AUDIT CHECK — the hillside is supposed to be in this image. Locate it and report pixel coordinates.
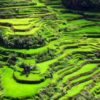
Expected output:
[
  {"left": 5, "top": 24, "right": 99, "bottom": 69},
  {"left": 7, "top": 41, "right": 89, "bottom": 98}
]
[{"left": 0, "top": 0, "right": 100, "bottom": 100}]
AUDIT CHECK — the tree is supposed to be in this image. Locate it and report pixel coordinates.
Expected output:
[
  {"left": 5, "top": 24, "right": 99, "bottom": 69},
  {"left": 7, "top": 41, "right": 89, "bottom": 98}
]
[
  {"left": 20, "top": 63, "right": 36, "bottom": 77},
  {"left": 62, "top": 0, "right": 100, "bottom": 10}
]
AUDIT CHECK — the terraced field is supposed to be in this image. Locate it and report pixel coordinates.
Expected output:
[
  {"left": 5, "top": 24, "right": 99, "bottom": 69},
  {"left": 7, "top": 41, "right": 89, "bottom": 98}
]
[{"left": 0, "top": 0, "right": 100, "bottom": 100}]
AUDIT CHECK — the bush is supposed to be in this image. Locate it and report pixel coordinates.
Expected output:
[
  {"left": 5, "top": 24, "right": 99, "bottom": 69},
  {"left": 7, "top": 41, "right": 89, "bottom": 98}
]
[
  {"left": 35, "top": 49, "right": 56, "bottom": 63},
  {"left": 7, "top": 54, "right": 17, "bottom": 65},
  {"left": 0, "top": 34, "right": 46, "bottom": 49}
]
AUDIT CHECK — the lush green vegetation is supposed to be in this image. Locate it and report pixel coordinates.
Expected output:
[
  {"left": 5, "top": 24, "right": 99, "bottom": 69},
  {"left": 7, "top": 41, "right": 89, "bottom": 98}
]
[{"left": 0, "top": 0, "right": 100, "bottom": 100}]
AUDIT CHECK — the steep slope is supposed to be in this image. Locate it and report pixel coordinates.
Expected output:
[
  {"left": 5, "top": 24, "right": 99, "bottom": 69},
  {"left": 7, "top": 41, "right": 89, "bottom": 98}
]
[{"left": 0, "top": 0, "right": 100, "bottom": 100}]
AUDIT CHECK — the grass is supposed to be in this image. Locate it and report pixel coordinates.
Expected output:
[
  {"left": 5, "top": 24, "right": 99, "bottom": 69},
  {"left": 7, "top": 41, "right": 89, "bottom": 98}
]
[
  {"left": 1, "top": 67, "right": 50, "bottom": 98},
  {"left": 63, "top": 64, "right": 97, "bottom": 82},
  {"left": 73, "top": 26, "right": 100, "bottom": 33},
  {"left": 60, "top": 80, "right": 92, "bottom": 100},
  {"left": 0, "top": 18, "right": 31, "bottom": 24},
  {"left": 14, "top": 71, "right": 44, "bottom": 82}
]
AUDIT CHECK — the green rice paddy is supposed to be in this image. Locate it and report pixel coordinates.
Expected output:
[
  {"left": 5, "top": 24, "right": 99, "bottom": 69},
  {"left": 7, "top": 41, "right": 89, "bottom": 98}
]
[{"left": 0, "top": 0, "right": 100, "bottom": 100}]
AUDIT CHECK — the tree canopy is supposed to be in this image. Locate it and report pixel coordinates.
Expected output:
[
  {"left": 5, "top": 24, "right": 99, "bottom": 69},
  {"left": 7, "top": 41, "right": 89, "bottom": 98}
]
[{"left": 62, "top": 0, "right": 100, "bottom": 10}]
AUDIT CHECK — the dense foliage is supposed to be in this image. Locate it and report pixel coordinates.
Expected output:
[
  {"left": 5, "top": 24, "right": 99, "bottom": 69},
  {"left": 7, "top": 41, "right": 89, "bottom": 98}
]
[
  {"left": 62, "top": 0, "right": 100, "bottom": 10},
  {"left": 0, "top": 34, "right": 46, "bottom": 49}
]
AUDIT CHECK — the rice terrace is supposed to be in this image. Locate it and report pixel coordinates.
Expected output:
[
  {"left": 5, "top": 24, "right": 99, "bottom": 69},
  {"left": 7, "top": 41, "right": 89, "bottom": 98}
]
[{"left": 0, "top": 0, "right": 100, "bottom": 100}]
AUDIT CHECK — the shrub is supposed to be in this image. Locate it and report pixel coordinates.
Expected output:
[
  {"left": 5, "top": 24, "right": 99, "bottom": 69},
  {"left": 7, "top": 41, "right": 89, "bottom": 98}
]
[
  {"left": 0, "top": 34, "right": 46, "bottom": 49},
  {"left": 7, "top": 54, "right": 17, "bottom": 65}
]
